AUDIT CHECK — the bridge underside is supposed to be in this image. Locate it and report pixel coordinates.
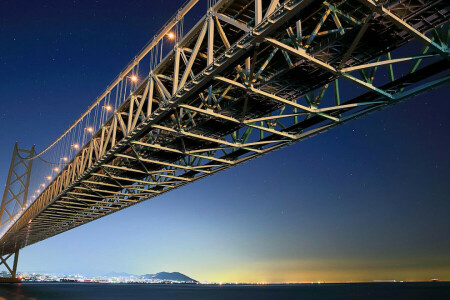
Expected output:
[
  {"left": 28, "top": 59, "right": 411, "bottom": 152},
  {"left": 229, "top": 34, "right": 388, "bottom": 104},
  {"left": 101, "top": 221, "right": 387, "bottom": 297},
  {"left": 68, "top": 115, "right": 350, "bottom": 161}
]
[{"left": 0, "top": 0, "right": 448, "bottom": 256}]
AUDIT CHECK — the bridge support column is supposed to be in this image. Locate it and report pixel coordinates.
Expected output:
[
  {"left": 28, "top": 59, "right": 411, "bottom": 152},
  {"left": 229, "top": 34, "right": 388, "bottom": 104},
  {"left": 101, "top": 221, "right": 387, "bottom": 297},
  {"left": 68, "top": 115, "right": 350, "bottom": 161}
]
[
  {"left": 0, "top": 143, "right": 34, "bottom": 283},
  {"left": 0, "top": 250, "right": 20, "bottom": 283}
]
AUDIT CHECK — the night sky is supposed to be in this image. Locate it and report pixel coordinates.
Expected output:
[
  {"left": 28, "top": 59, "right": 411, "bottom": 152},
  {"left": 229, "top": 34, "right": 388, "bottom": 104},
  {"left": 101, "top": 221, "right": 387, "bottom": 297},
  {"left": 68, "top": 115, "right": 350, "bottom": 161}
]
[{"left": 1, "top": 1, "right": 449, "bottom": 282}]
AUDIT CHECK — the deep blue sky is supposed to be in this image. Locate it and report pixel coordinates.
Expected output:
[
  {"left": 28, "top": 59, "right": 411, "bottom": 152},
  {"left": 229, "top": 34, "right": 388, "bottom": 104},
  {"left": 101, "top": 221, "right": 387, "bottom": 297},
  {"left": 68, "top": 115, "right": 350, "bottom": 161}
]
[{"left": 1, "top": 1, "right": 449, "bottom": 282}]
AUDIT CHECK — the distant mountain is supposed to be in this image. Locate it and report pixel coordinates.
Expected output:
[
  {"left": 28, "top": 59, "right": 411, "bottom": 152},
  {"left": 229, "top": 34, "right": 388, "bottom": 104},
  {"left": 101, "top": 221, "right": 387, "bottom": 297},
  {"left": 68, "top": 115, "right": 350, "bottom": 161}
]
[
  {"left": 141, "top": 272, "right": 196, "bottom": 282},
  {"left": 104, "top": 272, "right": 137, "bottom": 278},
  {"left": 102, "top": 271, "right": 196, "bottom": 282}
]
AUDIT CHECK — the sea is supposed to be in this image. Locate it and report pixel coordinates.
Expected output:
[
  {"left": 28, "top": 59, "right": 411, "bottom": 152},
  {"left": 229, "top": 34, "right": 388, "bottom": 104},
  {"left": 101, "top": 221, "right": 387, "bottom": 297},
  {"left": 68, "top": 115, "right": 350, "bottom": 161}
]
[{"left": 0, "top": 282, "right": 448, "bottom": 300}]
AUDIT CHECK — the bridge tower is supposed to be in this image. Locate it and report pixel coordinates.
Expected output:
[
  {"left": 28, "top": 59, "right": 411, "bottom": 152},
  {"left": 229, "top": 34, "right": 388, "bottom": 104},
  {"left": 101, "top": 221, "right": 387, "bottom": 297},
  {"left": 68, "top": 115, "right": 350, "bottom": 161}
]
[{"left": 0, "top": 143, "right": 34, "bottom": 282}]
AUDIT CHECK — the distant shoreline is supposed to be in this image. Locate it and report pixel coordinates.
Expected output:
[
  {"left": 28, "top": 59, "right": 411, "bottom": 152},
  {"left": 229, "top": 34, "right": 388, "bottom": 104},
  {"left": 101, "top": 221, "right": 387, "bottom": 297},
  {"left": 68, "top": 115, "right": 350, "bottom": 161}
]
[{"left": 13, "top": 281, "right": 449, "bottom": 285}]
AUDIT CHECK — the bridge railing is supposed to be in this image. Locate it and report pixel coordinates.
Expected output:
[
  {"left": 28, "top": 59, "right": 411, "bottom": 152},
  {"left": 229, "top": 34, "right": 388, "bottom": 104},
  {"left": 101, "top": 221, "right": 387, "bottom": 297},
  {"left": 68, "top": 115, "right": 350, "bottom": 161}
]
[{"left": 0, "top": 0, "right": 204, "bottom": 239}]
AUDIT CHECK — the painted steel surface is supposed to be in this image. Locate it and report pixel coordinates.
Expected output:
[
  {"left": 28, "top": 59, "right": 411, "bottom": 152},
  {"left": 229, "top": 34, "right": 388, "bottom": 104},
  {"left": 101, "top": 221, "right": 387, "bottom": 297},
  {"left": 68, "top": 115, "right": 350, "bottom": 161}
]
[{"left": 0, "top": 0, "right": 448, "bottom": 256}]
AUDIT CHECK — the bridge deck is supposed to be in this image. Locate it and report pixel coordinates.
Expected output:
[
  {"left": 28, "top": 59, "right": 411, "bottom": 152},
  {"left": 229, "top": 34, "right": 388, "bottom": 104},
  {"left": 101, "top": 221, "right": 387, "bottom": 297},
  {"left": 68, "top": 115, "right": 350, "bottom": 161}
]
[{"left": 0, "top": 0, "right": 448, "bottom": 255}]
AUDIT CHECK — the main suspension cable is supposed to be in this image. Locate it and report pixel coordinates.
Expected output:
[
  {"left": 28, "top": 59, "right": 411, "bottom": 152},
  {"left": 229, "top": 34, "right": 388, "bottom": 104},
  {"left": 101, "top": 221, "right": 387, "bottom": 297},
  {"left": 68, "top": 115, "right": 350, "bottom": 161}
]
[{"left": 27, "top": 0, "right": 199, "bottom": 161}]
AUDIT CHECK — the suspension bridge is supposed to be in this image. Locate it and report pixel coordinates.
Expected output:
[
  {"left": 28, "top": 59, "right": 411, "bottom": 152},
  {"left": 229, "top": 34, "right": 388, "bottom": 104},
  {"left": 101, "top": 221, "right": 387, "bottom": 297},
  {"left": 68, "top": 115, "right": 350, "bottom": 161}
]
[{"left": 0, "top": 0, "right": 448, "bottom": 282}]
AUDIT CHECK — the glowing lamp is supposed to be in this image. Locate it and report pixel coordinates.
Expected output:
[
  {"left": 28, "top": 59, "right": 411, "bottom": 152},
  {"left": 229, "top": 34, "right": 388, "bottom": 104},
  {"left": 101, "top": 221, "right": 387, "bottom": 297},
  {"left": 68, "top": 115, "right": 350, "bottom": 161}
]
[
  {"left": 130, "top": 75, "right": 138, "bottom": 82},
  {"left": 87, "top": 126, "right": 94, "bottom": 133},
  {"left": 167, "top": 32, "right": 175, "bottom": 40},
  {"left": 105, "top": 105, "right": 113, "bottom": 111},
  {"left": 72, "top": 144, "right": 80, "bottom": 149}
]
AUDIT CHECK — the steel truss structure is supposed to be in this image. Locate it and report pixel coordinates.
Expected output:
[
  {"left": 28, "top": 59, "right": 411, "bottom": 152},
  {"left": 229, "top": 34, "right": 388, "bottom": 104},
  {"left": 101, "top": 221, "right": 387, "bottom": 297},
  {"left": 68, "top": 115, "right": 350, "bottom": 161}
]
[
  {"left": 0, "top": 0, "right": 448, "bottom": 257},
  {"left": 0, "top": 143, "right": 34, "bottom": 279}
]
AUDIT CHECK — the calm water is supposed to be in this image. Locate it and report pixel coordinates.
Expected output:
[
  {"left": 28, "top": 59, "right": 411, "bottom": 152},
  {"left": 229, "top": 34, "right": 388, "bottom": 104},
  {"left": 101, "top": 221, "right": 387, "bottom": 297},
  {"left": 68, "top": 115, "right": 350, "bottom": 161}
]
[{"left": 0, "top": 282, "right": 448, "bottom": 300}]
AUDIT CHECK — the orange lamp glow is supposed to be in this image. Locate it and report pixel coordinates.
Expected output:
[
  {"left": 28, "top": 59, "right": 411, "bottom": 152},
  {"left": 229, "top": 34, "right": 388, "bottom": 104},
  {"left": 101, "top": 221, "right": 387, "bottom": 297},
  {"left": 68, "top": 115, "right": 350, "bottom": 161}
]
[{"left": 167, "top": 32, "right": 175, "bottom": 40}]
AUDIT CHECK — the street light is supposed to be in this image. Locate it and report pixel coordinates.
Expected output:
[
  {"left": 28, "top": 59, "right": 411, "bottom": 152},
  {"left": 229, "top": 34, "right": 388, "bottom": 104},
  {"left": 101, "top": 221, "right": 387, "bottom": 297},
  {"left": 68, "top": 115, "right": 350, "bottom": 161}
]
[{"left": 167, "top": 32, "right": 175, "bottom": 40}]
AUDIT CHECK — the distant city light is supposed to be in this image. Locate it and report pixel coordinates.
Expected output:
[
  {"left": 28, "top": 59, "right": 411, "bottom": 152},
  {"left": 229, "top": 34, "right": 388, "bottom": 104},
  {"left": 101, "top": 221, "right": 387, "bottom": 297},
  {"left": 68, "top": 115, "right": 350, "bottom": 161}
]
[{"left": 167, "top": 32, "right": 175, "bottom": 40}]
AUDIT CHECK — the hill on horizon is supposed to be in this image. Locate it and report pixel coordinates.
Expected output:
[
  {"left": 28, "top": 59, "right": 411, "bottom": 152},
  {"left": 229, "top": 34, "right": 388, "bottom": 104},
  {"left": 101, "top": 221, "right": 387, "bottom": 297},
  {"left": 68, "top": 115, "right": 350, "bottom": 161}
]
[
  {"left": 103, "top": 271, "right": 196, "bottom": 282},
  {"left": 141, "top": 272, "right": 196, "bottom": 282}
]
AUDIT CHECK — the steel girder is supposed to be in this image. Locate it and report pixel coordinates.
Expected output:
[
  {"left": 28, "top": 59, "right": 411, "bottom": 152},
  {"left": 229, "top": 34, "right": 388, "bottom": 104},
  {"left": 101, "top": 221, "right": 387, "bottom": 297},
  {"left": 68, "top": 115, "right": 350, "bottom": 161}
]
[{"left": 0, "top": 0, "right": 448, "bottom": 255}]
